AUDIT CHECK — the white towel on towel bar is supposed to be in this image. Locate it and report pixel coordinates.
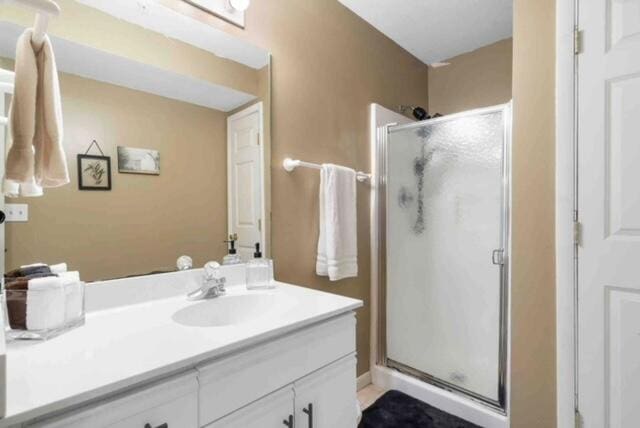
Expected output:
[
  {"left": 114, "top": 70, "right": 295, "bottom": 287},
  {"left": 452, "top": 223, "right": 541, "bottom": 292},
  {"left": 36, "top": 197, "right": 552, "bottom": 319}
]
[{"left": 316, "top": 164, "right": 358, "bottom": 281}]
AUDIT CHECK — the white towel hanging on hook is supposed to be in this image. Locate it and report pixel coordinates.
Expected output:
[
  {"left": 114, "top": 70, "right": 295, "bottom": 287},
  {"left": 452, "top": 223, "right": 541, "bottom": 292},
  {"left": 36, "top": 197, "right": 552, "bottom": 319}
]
[{"left": 2, "top": 0, "right": 68, "bottom": 197}]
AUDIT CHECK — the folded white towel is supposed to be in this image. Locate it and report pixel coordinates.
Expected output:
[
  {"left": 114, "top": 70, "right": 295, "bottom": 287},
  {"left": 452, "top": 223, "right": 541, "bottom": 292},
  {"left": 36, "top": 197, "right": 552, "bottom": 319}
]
[
  {"left": 50, "top": 262, "right": 68, "bottom": 274},
  {"left": 26, "top": 277, "right": 65, "bottom": 331},
  {"left": 20, "top": 262, "right": 46, "bottom": 269},
  {"left": 59, "top": 271, "right": 83, "bottom": 323},
  {"left": 316, "top": 164, "right": 358, "bottom": 281}
]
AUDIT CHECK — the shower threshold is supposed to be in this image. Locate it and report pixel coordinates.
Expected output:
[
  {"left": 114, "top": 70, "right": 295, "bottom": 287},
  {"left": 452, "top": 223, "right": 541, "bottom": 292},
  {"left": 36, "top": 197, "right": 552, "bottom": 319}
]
[{"left": 386, "top": 358, "right": 505, "bottom": 414}]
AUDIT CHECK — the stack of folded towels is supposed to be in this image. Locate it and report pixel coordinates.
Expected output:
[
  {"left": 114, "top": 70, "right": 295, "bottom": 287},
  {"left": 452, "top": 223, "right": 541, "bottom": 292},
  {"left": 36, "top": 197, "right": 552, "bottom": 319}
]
[{"left": 4, "top": 263, "right": 83, "bottom": 332}]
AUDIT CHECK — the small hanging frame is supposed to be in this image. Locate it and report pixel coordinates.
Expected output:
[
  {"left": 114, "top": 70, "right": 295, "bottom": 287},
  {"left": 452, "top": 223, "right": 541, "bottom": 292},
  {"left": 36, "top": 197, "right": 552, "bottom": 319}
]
[{"left": 77, "top": 140, "right": 111, "bottom": 191}]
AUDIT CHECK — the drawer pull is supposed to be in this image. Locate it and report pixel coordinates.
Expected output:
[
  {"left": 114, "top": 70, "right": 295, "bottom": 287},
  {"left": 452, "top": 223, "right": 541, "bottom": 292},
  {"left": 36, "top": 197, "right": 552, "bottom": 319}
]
[
  {"left": 303, "top": 403, "right": 313, "bottom": 428},
  {"left": 283, "top": 414, "right": 294, "bottom": 427},
  {"left": 144, "top": 424, "right": 168, "bottom": 428}
]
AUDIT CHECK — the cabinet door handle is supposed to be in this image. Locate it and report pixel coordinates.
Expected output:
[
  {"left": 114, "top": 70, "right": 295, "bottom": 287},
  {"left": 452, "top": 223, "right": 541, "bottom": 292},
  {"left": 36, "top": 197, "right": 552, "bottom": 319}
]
[
  {"left": 302, "top": 403, "right": 313, "bottom": 428},
  {"left": 283, "top": 414, "right": 294, "bottom": 427},
  {"left": 144, "top": 424, "right": 168, "bottom": 428}
]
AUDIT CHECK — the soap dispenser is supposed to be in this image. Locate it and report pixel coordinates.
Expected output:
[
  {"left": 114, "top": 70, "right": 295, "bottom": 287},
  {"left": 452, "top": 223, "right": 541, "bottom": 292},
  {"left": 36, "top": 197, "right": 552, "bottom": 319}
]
[
  {"left": 222, "top": 234, "right": 242, "bottom": 265},
  {"left": 246, "top": 243, "right": 274, "bottom": 290}
]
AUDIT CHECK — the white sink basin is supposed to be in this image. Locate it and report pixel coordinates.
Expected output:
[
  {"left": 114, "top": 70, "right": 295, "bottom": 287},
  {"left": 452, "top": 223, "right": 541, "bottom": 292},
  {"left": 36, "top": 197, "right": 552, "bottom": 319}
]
[{"left": 172, "top": 292, "right": 296, "bottom": 327}]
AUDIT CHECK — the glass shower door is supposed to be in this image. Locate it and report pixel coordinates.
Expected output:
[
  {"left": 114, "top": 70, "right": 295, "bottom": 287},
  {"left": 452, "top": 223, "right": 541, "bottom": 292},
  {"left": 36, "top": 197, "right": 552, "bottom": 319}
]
[{"left": 383, "top": 105, "right": 509, "bottom": 407}]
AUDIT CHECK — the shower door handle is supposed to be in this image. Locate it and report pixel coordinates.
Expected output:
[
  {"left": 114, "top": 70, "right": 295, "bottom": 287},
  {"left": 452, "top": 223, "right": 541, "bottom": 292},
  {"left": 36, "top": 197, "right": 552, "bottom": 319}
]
[{"left": 492, "top": 249, "right": 504, "bottom": 265}]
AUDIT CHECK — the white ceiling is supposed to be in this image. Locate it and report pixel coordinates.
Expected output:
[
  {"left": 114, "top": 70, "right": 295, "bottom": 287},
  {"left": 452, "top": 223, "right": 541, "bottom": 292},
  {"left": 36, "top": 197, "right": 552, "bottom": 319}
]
[{"left": 338, "top": 0, "right": 513, "bottom": 64}]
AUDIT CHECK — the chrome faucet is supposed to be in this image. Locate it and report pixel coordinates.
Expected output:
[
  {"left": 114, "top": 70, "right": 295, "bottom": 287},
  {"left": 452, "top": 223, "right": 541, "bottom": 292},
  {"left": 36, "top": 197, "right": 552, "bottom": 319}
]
[{"left": 187, "top": 261, "right": 226, "bottom": 301}]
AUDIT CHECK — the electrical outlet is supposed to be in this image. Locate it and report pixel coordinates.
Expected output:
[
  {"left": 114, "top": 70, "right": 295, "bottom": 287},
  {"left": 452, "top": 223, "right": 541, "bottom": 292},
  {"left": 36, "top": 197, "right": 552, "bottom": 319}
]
[{"left": 5, "top": 203, "right": 28, "bottom": 222}]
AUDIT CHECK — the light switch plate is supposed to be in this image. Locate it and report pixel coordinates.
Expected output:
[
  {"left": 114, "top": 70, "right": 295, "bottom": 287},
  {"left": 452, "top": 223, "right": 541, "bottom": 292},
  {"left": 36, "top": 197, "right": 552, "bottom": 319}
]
[{"left": 5, "top": 203, "right": 28, "bottom": 222}]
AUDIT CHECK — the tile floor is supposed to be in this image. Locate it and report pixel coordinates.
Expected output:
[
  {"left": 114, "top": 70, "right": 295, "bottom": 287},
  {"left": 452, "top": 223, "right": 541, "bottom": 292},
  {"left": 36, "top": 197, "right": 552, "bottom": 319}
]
[{"left": 357, "top": 384, "right": 386, "bottom": 410}]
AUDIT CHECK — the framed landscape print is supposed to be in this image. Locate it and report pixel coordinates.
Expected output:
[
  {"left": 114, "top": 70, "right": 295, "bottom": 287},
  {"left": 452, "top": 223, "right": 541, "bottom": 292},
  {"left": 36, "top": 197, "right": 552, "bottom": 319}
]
[{"left": 117, "top": 147, "right": 160, "bottom": 175}]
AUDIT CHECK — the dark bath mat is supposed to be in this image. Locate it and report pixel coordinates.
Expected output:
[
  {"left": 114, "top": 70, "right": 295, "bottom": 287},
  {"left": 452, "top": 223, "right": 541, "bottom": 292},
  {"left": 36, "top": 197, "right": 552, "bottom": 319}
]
[{"left": 359, "top": 390, "right": 483, "bottom": 428}]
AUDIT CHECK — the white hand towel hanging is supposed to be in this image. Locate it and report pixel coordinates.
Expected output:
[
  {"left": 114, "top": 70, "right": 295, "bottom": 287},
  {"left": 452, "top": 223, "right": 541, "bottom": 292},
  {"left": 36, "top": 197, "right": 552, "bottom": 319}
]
[
  {"left": 4, "top": 28, "right": 69, "bottom": 197},
  {"left": 316, "top": 164, "right": 358, "bottom": 281}
]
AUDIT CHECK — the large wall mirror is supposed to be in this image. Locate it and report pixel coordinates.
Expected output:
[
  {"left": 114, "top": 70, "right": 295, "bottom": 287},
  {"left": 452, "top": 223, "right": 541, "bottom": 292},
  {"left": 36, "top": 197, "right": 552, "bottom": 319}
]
[{"left": 0, "top": 0, "right": 271, "bottom": 281}]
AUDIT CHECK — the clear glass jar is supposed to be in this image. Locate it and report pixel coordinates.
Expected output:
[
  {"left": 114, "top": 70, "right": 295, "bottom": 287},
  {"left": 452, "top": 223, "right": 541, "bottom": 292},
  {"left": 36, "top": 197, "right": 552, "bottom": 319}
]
[{"left": 246, "top": 258, "right": 275, "bottom": 290}]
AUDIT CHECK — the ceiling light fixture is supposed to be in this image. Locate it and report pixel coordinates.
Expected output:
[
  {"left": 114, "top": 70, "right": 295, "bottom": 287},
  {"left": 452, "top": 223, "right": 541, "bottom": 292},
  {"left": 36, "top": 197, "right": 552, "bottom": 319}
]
[{"left": 227, "top": 0, "right": 250, "bottom": 12}]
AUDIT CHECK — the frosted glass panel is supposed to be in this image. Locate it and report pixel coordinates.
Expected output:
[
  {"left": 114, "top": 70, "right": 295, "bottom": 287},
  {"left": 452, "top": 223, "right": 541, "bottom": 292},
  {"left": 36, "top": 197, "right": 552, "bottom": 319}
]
[{"left": 386, "top": 111, "right": 505, "bottom": 402}]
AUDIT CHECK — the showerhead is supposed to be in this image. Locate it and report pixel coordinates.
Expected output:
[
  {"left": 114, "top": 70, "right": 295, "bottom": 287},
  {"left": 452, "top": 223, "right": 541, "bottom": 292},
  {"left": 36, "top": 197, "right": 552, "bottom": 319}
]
[{"left": 399, "top": 105, "right": 429, "bottom": 121}]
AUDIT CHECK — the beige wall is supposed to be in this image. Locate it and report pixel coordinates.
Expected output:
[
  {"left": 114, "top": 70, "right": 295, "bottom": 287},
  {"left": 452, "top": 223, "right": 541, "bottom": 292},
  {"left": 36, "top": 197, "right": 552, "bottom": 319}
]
[
  {"left": 2, "top": 0, "right": 427, "bottom": 376},
  {"left": 5, "top": 73, "right": 229, "bottom": 281},
  {"left": 511, "top": 0, "right": 556, "bottom": 426},
  {"left": 429, "top": 38, "right": 513, "bottom": 115},
  {"left": 0, "top": 0, "right": 262, "bottom": 96},
  {"left": 203, "top": 0, "right": 429, "bottom": 376}
]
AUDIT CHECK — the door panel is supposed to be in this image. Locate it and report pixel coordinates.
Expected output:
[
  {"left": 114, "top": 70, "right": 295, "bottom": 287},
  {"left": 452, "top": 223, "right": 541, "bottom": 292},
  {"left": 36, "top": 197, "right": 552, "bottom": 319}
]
[
  {"left": 606, "top": 288, "right": 640, "bottom": 427},
  {"left": 579, "top": 0, "right": 640, "bottom": 426}
]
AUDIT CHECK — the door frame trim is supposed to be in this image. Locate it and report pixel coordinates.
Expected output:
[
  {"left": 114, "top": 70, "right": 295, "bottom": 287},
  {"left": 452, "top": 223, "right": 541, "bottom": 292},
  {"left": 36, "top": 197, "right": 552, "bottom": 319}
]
[{"left": 555, "top": 0, "right": 579, "bottom": 426}]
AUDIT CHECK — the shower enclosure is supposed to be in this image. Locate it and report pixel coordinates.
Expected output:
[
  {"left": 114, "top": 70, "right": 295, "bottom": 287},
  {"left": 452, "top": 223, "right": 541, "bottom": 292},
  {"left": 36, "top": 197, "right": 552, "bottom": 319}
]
[{"left": 376, "top": 104, "right": 511, "bottom": 412}]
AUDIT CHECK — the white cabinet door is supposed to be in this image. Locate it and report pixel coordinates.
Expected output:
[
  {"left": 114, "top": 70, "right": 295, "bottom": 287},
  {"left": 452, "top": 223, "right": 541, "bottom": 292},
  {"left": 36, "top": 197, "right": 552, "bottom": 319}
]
[
  {"left": 294, "top": 355, "right": 357, "bottom": 428},
  {"left": 206, "top": 387, "right": 294, "bottom": 428}
]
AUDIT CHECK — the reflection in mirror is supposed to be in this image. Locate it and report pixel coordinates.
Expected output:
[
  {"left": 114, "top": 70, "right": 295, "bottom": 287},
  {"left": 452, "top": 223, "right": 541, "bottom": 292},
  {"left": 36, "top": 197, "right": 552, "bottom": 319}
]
[{"left": 0, "top": 0, "right": 271, "bottom": 281}]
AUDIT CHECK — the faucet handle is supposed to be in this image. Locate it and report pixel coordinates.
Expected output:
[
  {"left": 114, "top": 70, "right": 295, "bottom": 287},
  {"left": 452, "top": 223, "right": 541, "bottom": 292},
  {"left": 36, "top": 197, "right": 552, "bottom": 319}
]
[
  {"left": 177, "top": 255, "right": 193, "bottom": 271},
  {"left": 204, "top": 261, "right": 222, "bottom": 280}
]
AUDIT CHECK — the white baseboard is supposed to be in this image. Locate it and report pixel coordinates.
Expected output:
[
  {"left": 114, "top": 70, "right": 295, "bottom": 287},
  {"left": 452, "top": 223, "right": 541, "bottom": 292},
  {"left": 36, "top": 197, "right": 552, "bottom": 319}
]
[{"left": 357, "top": 371, "right": 372, "bottom": 391}]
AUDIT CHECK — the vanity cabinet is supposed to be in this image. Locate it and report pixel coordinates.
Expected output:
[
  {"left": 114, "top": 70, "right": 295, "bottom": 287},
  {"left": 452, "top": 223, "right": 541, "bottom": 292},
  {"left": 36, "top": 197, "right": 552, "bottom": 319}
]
[
  {"left": 19, "top": 313, "right": 358, "bottom": 428},
  {"left": 197, "top": 314, "right": 356, "bottom": 426},
  {"left": 208, "top": 356, "right": 356, "bottom": 428}
]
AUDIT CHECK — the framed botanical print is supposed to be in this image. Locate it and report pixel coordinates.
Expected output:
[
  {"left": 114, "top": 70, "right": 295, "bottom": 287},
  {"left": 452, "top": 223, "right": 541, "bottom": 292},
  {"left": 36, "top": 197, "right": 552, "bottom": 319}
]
[{"left": 77, "top": 154, "right": 112, "bottom": 191}]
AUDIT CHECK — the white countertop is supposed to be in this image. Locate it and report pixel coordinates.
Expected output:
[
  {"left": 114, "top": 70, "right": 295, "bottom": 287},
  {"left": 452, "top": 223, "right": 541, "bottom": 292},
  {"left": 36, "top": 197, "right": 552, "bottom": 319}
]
[{"left": 1, "top": 280, "right": 362, "bottom": 426}]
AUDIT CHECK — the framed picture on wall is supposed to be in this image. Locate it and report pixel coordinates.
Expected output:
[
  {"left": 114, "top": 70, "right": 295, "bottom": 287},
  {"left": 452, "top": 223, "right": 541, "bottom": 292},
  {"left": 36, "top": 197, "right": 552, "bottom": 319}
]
[
  {"left": 117, "top": 146, "right": 160, "bottom": 175},
  {"left": 77, "top": 154, "right": 112, "bottom": 191}
]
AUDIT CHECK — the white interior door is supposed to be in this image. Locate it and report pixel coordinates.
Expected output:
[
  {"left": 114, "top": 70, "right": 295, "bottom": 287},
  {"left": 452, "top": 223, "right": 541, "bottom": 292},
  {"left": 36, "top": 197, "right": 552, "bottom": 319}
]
[
  {"left": 578, "top": 1, "right": 640, "bottom": 426},
  {"left": 227, "top": 102, "right": 264, "bottom": 261}
]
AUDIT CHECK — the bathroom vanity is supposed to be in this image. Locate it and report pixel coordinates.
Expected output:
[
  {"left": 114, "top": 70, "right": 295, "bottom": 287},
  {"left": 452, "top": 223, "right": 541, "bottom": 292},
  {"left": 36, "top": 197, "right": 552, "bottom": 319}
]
[{"left": 0, "top": 267, "right": 362, "bottom": 428}]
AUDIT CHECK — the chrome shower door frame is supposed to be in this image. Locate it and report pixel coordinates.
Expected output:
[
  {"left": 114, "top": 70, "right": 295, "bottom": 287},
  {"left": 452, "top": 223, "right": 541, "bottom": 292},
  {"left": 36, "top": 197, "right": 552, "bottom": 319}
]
[{"left": 376, "top": 103, "right": 512, "bottom": 413}]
